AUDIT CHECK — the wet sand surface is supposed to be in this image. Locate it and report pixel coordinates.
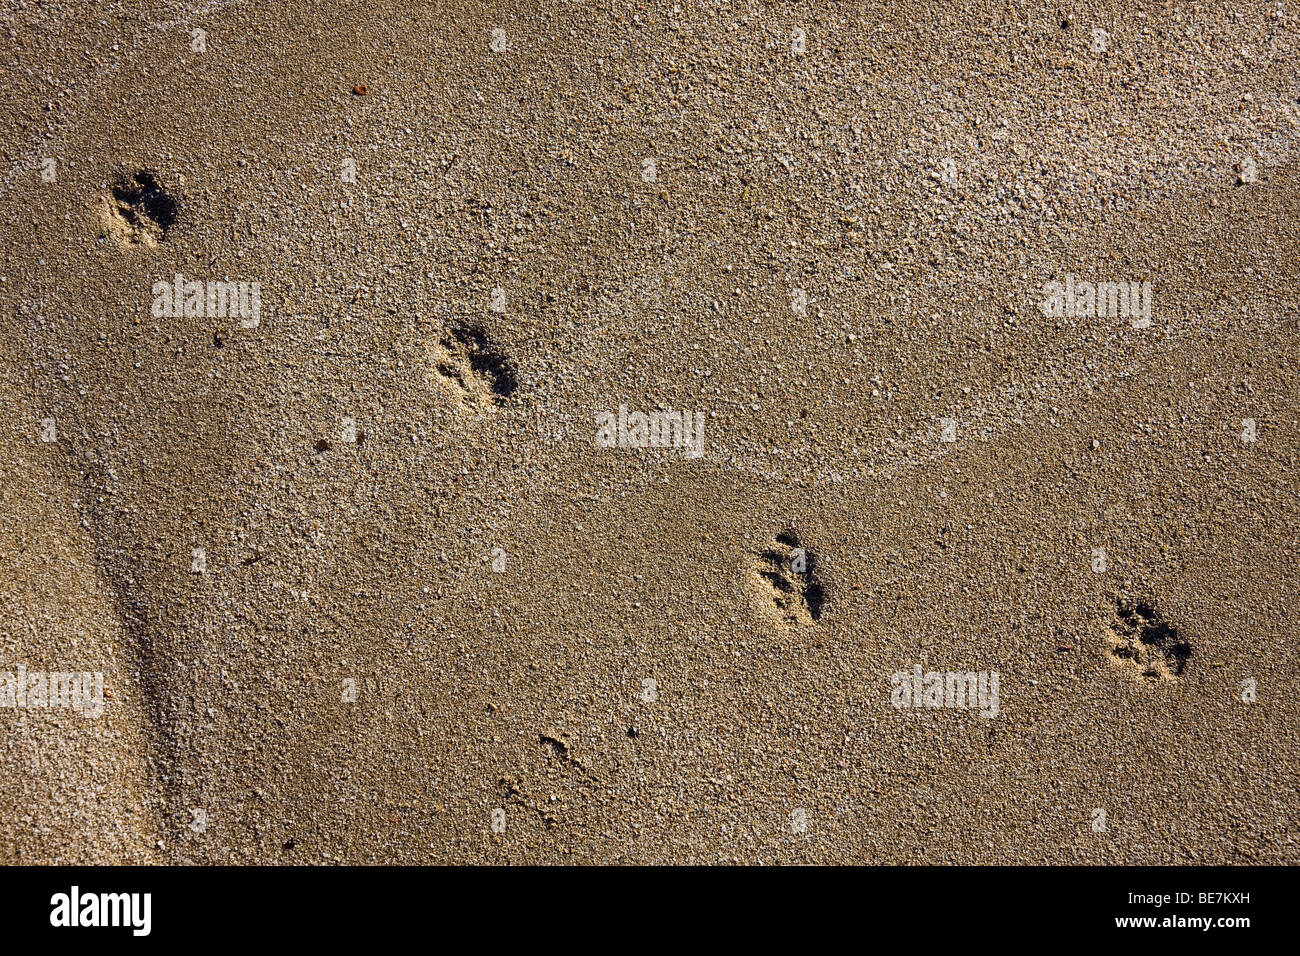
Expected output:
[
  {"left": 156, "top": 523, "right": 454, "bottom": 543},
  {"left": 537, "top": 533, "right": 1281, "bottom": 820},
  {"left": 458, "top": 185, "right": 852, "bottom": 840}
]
[{"left": 1, "top": 1, "right": 1297, "bottom": 863}]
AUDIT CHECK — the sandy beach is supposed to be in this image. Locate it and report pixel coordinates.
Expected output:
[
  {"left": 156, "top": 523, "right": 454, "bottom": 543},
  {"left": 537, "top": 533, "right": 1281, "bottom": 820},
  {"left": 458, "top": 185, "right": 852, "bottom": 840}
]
[{"left": 1, "top": 0, "right": 1297, "bottom": 864}]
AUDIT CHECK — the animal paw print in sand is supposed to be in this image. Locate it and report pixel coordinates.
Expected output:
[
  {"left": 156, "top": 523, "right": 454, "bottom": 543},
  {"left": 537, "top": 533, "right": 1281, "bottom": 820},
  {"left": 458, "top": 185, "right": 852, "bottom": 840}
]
[
  {"left": 1104, "top": 599, "right": 1192, "bottom": 681},
  {"left": 431, "top": 322, "right": 517, "bottom": 411},
  {"left": 102, "top": 170, "right": 178, "bottom": 247},
  {"left": 751, "top": 530, "right": 824, "bottom": 626}
]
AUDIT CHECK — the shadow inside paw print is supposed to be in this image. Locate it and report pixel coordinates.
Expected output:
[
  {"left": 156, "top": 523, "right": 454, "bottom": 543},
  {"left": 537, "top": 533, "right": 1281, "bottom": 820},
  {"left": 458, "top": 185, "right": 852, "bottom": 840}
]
[
  {"left": 431, "top": 322, "right": 517, "bottom": 410},
  {"left": 751, "top": 529, "right": 824, "bottom": 626},
  {"left": 1105, "top": 598, "right": 1192, "bottom": 680},
  {"left": 103, "top": 170, "right": 179, "bottom": 247}
]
